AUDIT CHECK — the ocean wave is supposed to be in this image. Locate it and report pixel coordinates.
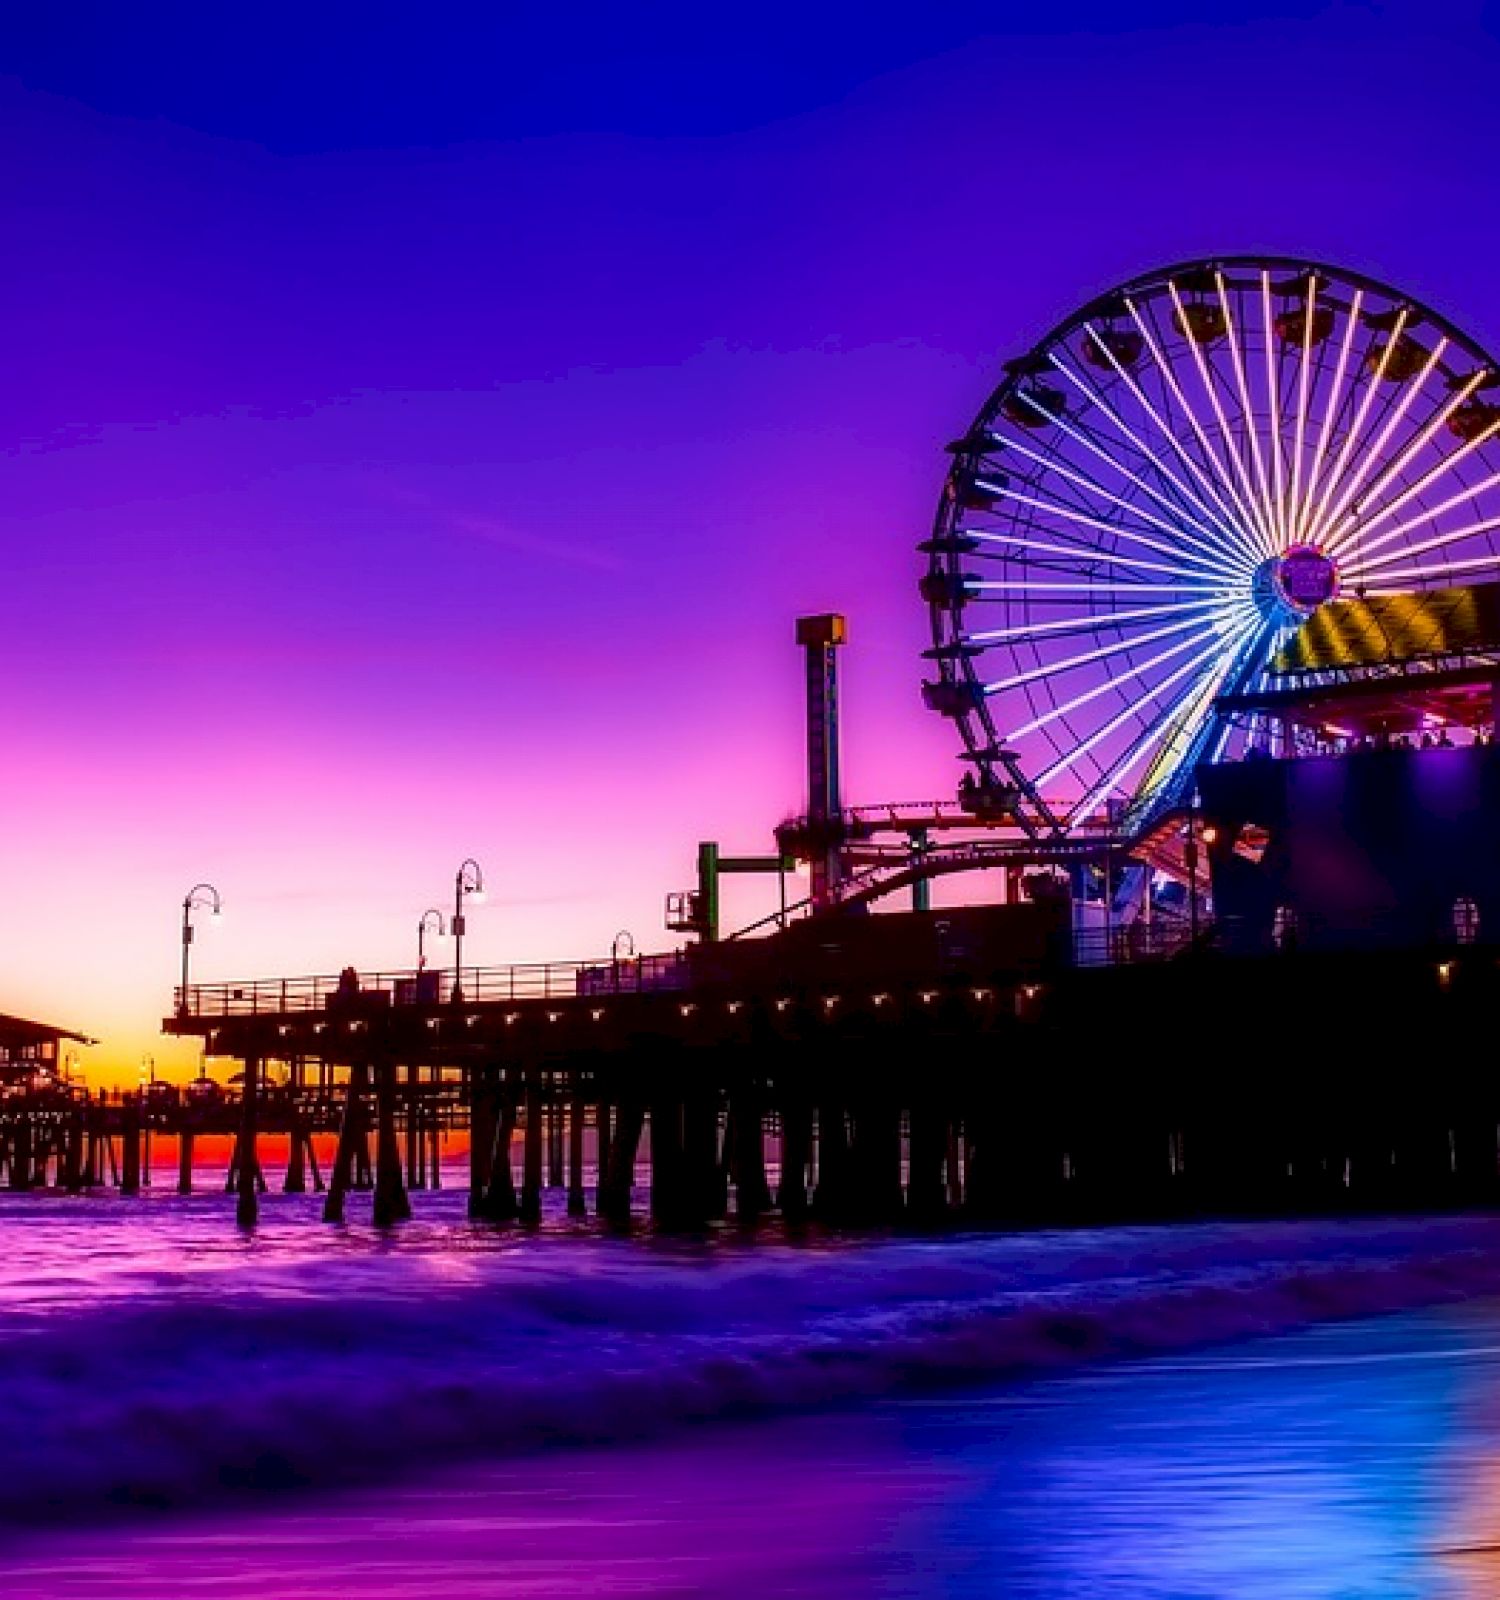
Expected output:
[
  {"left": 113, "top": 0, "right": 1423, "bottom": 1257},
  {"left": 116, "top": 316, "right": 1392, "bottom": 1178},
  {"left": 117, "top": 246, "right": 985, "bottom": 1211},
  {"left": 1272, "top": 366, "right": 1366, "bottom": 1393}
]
[{"left": 7, "top": 1211, "right": 1500, "bottom": 1527}]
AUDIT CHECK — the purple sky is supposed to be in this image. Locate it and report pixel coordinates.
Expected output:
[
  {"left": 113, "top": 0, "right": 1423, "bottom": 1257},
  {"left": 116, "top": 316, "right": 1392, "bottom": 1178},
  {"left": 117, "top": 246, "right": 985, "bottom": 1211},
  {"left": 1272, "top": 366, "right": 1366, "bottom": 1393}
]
[{"left": 4, "top": 2, "right": 1499, "bottom": 1078}]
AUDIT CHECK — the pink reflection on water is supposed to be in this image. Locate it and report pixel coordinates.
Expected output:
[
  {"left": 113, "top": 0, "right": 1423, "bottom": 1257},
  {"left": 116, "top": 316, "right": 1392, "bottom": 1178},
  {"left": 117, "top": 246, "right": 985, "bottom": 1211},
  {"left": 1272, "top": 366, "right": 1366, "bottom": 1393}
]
[{"left": 4, "top": 1415, "right": 932, "bottom": 1599}]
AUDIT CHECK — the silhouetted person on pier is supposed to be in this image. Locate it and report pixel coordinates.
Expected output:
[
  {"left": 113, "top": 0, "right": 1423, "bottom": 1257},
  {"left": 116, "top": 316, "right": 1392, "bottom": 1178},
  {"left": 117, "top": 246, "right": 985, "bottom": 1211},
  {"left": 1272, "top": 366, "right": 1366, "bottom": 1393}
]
[{"left": 332, "top": 967, "right": 361, "bottom": 1010}]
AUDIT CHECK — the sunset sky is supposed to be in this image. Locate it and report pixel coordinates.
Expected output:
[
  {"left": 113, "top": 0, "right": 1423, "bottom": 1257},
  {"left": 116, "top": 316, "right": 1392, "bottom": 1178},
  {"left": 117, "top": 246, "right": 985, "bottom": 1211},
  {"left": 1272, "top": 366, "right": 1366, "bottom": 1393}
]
[{"left": 4, "top": 1, "right": 1500, "bottom": 1081}]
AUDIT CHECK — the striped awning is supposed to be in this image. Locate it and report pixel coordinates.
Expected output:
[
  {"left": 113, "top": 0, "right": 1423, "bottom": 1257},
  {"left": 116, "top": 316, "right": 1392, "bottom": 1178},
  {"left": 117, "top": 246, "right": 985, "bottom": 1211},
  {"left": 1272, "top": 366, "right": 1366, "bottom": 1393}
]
[{"left": 1272, "top": 582, "right": 1500, "bottom": 675}]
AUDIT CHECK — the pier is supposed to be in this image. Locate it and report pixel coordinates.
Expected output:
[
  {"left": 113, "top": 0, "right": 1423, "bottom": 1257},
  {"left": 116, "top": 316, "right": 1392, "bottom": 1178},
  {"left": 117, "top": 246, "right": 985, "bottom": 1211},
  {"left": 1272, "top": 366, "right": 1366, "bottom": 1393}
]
[
  {"left": 0, "top": 868, "right": 1493, "bottom": 1232},
  {"left": 145, "top": 902, "right": 1500, "bottom": 1230}
]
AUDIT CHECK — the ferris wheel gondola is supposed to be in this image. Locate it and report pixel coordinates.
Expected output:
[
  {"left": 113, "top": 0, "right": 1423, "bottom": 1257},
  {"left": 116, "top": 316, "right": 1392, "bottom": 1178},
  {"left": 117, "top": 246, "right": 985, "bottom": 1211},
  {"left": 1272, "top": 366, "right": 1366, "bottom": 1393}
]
[{"left": 921, "top": 256, "right": 1500, "bottom": 838}]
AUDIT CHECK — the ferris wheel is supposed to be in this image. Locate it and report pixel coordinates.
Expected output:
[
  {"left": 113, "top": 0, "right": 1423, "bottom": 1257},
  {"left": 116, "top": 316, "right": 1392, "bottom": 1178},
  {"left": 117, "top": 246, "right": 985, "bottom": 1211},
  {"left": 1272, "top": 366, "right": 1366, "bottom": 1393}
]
[{"left": 921, "top": 257, "right": 1500, "bottom": 838}]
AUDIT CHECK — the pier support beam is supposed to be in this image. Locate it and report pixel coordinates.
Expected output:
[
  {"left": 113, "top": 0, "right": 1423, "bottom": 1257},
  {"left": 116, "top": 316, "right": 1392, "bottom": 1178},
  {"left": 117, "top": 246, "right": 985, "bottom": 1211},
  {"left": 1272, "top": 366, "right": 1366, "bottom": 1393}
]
[
  {"left": 120, "top": 1103, "right": 142, "bottom": 1196},
  {"left": 729, "top": 1089, "right": 771, "bottom": 1222},
  {"left": 778, "top": 1097, "right": 813, "bottom": 1219},
  {"left": 9, "top": 1117, "right": 34, "bottom": 1191},
  {"left": 567, "top": 1082, "right": 587, "bottom": 1216},
  {"left": 468, "top": 1063, "right": 499, "bottom": 1218},
  {"left": 813, "top": 1099, "right": 852, "bottom": 1220},
  {"left": 519, "top": 1065, "right": 544, "bottom": 1223},
  {"left": 907, "top": 1098, "right": 949, "bottom": 1223},
  {"left": 477, "top": 1081, "right": 520, "bottom": 1220},
  {"left": 649, "top": 1099, "right": 685, "bottom": 1225},
  {"left": 547, "top": 1099, "right": 565, "bottom": 1190},
  {"left": 323, "top": 1061, "right": 371, "bottom": 1224},
  {"left": 284, "top": 1122, "right": 307, "bottom": 1194},
  {"left": 849, "top": 1097, "right": 904, "bottom": 1224},
  {"left": 62, "top": 1114, "right": 84, "bottom": 1194},
  {"left": 234, "top": 1056, "right": 261, "bottom": 1229},
  {"left": 283, "top": 1116, "right": 322, "bottom": 1194},
  {"left": 373, "top": 1056, "right": 413, "bottom": 1226},
  {"left": 599, "top": 1098, "right": 645, "bottom": 1223}
]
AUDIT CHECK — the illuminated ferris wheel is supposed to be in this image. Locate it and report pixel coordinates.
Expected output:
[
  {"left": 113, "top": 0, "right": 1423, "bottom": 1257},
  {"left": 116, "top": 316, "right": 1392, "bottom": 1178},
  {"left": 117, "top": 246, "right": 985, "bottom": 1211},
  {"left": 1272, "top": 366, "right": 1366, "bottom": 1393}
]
[{"left": 921, "top": 256, "right": 1500, "bottom": 837}]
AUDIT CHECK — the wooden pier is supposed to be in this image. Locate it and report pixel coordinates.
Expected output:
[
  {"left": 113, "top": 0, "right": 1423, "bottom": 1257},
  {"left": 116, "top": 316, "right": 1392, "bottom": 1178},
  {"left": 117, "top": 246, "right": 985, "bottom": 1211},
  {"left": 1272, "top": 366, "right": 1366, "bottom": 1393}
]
[
  {"left": 2, "top": 900, "right": 1493, "bottom": 1231},
  {"left": 136, "top": 901, "right": 1500, "bottom": 1229}
]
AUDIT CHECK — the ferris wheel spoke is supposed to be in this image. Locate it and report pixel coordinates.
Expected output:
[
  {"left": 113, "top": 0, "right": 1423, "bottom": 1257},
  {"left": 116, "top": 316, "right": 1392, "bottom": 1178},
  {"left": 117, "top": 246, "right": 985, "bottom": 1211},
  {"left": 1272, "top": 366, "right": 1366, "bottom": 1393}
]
[
  {"left": 976, "top": 482, "right": 1231, "bottom": 574},
  {"left": 1071, "top": 617, "right": 1269, "bottom": 822},
  {"left": 1002, "top": 604, "right": 1258, "bottom": 737},
  {"left": 1165, "top": 281, "right": 1277, "bottom": 558},
  {"left": 1125, "top": 299, "right": 1272, "bottom": 561},
  {"left": 1217, "top": 272, "right": 1280, "bottom": 549},
  {"left": 1346, "top": 517, "right": 1500, "bottom": 578},
  {"left": 1340, "top": 465, "right": 1500, "bottom": 571},
  {"left": 1045, "top": 358, "right": 1257, "bottom": 571},
  {"left": 971, "top": 485, "right": 1234, "bottom": 579},
  {"left": 1287, "top": 274, "right": 1321, "bottom": 545},
  {"left": 964, "top": 595, "right": 1244, "bottom": 646},
  {"left": 1305, "top": 336, "right": 1450, "bottom": 552},
  {"left": 980, "top": 435, "right": 1237, "bottom": 575},
  {"left": 982, "top": 602, "right": 1254, "bottom": 697},
  {"left": 969, "top": 531, "right": 1231, "bottom": 584},
  {"left": 1302, "top": 307, "right": 1411, "bottom": 549},
  {"left": 973, "top": 578, "right": 1234, "bottom": 596},
  {"left": 1322, "top": 379, "right": 1496, "bottom": 561},
  {"left": 1360, "top": 552, "right": 1500, "bottom": 588},
  {"left": 1081, "top": 320, "right": 1258, "bottom": 552},
  {"left": 1294, "top": 288, "right": 1364, "bottom": 542},
  {"left": 1009, "top": 390, "right": 1253, "bottom": 576},
  {"left": 1034, "top": 611, "right": 1261, "bottom": 789},
  {"left": 1260, "top": 271, "right": 1291, "bottom": 548}
]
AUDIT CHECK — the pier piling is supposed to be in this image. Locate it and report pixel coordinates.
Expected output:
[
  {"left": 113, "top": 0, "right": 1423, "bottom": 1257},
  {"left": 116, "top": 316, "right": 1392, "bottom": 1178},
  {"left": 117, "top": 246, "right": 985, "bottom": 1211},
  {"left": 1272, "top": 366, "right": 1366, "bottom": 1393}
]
[{"left": 234, "top": 1056, "right": 261, "bottom": 1229}]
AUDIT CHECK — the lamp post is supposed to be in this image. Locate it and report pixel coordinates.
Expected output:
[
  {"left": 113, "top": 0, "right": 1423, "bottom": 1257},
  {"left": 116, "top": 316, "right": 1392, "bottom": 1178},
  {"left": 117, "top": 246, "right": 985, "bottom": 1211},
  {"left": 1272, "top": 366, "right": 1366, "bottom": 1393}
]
[
  {"left": 180, "top": 883, "right": 222, "bottom": 1014},
  {"left": 612, "top": 929, "right": 635, "bottom": 992},
  {"left": 451, "top": 859, "right": 486, "bottom": 1002},
  {"left": 417, "top": 908, "right": 447, "bottom": 971}
]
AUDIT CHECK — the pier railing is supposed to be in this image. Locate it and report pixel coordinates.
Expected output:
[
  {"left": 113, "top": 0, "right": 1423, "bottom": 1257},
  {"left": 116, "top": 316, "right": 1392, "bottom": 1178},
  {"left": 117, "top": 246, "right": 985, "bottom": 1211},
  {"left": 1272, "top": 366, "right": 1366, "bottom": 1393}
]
[
  {"left": 1070, "top": 922, "right": 1200, "bottom": 967},
  {"left": 175, "top": 952, "right": 691, "bottom": 1019},
  {"left": 176, "top": 921, "right": 1205, "bottom": 1020}
]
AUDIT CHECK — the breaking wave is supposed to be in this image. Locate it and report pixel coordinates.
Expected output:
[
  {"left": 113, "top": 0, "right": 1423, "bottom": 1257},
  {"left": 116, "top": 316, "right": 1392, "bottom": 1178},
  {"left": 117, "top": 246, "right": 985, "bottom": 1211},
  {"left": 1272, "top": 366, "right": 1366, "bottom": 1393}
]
[{"left": 4, "top": 1200, "right": 1500, "bottom": 1526}]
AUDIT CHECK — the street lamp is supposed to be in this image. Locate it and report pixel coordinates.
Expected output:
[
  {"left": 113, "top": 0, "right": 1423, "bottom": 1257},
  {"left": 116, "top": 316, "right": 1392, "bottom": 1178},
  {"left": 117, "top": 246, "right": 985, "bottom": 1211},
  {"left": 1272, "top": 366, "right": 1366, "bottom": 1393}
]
[
  {"left": 451, "top": 859, "right": 486, "bottom": 1002},
  {"left": 417, "top": 908, "right": 447, "bottom": 971},
  {"left": 612, "top": 929, "right": 635, "bottom": 992},
  {"left": 180, "top": 883, "right": 222, "bottom": 1014}
]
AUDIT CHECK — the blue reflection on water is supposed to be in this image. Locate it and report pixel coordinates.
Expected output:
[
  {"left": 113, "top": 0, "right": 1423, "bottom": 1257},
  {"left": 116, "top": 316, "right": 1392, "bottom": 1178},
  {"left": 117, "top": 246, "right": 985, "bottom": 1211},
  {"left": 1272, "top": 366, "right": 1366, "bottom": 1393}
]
[{"left": 903, "top": 1310, "right": 1495, "bottom": 1599}]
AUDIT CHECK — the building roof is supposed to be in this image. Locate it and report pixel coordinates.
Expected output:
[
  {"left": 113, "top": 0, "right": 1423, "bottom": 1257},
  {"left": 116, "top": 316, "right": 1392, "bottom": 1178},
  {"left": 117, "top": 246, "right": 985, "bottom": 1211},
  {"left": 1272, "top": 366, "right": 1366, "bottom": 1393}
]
[
  {"left": 1271, "top": 582, "right": 1500, "bottom": 676},
  {"left": 0, "top": 1012, "right": 96, "bottom": 1049}
]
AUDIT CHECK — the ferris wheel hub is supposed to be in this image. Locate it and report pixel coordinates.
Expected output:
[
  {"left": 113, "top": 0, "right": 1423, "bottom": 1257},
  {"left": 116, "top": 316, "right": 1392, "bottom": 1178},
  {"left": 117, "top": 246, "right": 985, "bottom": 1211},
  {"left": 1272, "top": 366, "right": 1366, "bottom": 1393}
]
[{"left": 1265, "top": 545, "right": 1340, "bottom": 618}]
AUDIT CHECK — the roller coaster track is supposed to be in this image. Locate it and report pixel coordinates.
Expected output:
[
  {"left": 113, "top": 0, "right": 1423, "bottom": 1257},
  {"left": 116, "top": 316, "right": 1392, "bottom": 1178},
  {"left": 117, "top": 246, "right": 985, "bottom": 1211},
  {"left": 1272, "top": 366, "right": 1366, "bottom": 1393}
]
[{"left": 729, "top": 829, "right": 1129, "bottom": 940}]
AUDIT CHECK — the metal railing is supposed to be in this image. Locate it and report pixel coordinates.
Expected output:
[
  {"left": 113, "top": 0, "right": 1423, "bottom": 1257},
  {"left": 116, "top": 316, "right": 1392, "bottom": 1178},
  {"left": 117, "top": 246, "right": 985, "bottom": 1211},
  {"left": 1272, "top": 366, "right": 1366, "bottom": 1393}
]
[
  {"left": 1070, "top": 921, "right": 1200, "bottom": 967},
  {"left": 785, "top": 798, "right": 1127, "bottom": 837},
  {"left": 175, "top": 952, "right": 691, "bottom": 1019}
]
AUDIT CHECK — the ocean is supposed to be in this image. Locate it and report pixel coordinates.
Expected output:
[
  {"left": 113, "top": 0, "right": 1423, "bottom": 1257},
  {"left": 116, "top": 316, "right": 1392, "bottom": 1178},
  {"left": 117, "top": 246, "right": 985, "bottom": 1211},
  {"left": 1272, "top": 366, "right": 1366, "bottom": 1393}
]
[{"left": 5, "top": 1178, "right": 1500, "bottom": 1596}]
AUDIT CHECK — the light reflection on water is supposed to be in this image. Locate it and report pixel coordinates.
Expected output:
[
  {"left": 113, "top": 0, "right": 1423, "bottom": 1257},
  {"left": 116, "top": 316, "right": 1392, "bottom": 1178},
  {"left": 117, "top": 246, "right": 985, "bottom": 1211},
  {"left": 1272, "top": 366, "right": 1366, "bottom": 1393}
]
[{"left": 11, "top": 1303, "right": 1500, "bottom": 1598}]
